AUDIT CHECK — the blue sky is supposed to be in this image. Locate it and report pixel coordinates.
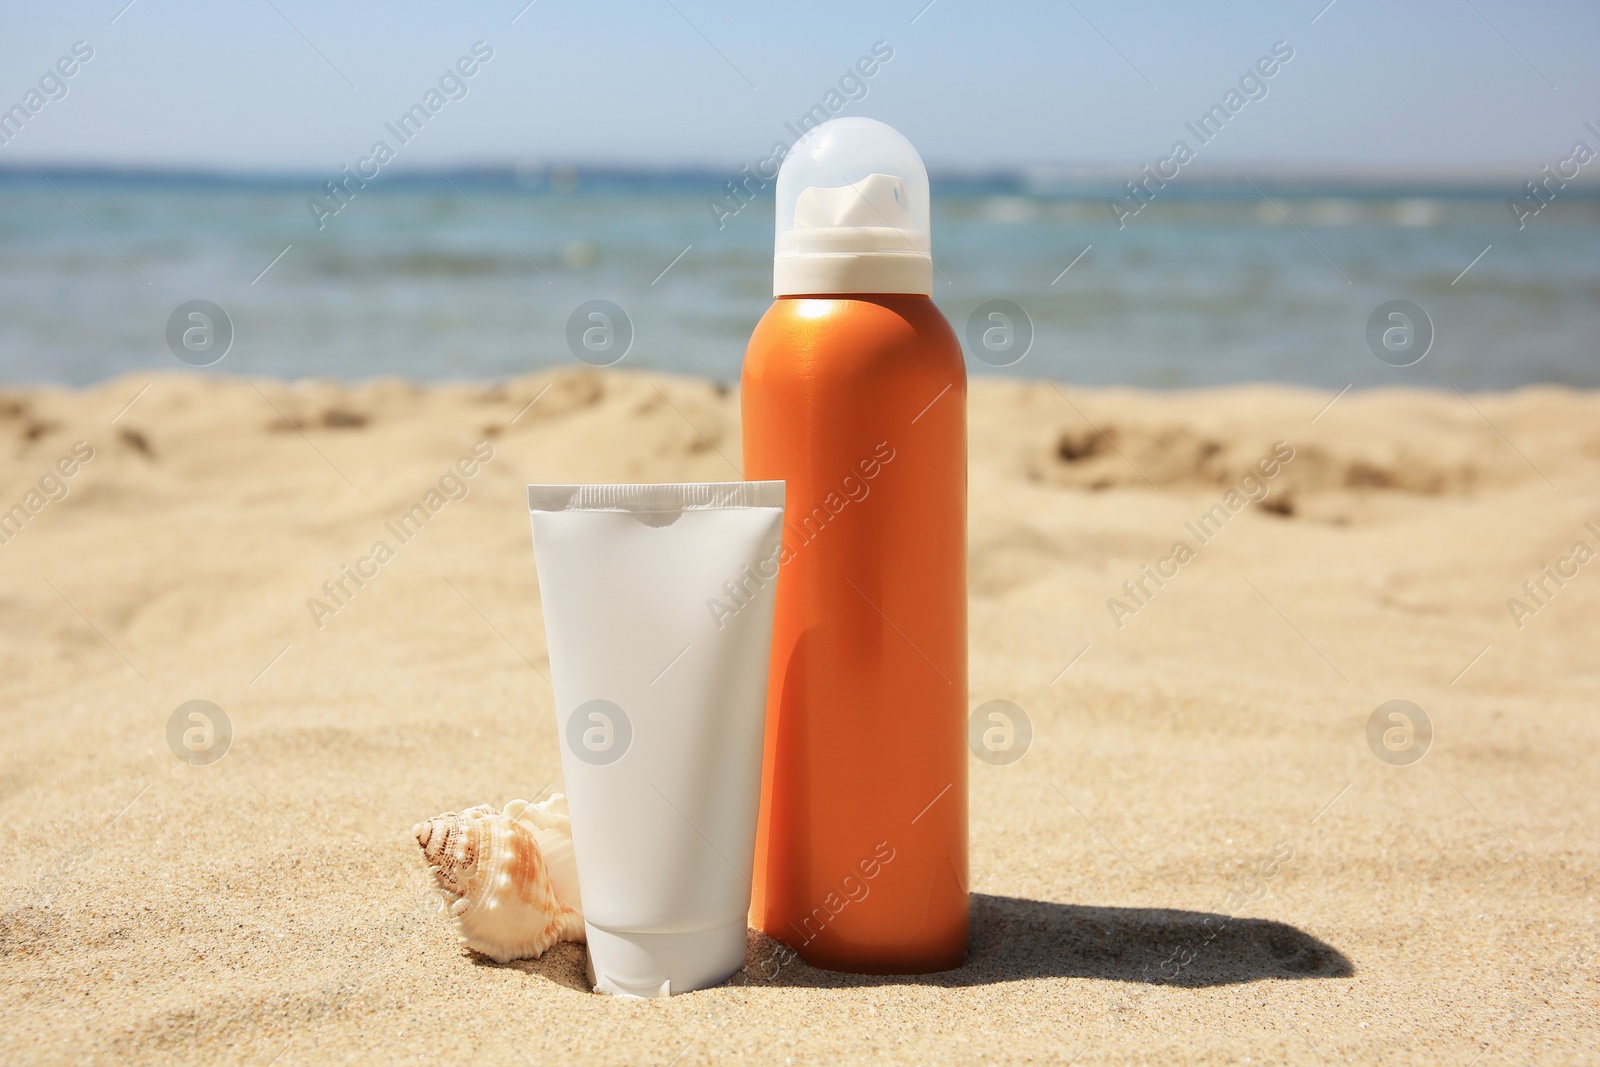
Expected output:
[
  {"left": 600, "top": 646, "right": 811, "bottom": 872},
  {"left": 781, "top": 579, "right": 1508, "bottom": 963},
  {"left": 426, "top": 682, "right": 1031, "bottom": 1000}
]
[{"left": 1, "top": 0, "right": 1596, "bottom": 173}]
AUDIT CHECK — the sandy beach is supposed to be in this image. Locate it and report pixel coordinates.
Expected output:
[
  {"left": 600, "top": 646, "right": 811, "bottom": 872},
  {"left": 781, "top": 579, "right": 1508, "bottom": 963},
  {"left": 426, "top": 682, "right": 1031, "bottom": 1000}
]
[{"left": 1, "top": 368, "right": 1595, "bottom": 1065}]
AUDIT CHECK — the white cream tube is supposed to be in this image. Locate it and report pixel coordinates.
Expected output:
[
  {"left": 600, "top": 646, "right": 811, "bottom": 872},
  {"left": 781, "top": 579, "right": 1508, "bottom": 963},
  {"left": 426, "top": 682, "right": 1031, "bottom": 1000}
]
[{"left": 527, "top": 482, "right": 784, "bottom": 997}]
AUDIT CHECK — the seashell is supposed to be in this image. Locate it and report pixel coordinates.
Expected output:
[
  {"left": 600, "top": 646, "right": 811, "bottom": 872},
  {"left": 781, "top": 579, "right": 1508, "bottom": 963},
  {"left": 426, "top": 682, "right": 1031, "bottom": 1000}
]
[
  {"left": 506, "top": 793, "right": 582, "bottom": 915},
  {"left": 413, "top": 795, "right": 585, "bottom": 963}
]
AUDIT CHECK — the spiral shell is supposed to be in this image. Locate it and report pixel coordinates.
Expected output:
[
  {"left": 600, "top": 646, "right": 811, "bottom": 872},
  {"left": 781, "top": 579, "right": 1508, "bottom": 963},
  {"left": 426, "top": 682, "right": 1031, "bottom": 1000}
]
[{"left": 413, "top": 795, "right": 585, "bottom": 963}]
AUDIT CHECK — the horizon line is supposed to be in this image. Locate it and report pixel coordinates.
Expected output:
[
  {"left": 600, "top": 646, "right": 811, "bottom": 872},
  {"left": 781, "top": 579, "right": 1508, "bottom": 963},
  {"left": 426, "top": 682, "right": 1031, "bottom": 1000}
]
[{"left": 1, "top": 160, "right": 1592, "bottom": 198}]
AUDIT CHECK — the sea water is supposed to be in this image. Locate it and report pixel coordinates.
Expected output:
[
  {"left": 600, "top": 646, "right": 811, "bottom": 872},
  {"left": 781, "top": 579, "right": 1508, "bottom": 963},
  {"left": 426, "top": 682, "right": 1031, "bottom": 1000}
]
[{"left": 1, "top": 170, "right": 1595, "bottom": 389}]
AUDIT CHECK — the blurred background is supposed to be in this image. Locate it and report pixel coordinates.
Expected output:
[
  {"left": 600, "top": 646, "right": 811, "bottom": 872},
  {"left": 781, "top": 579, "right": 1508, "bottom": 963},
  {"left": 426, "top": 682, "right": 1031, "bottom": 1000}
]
[{"left": 1, "top": 0, "right": 1596, "bottom": 389}]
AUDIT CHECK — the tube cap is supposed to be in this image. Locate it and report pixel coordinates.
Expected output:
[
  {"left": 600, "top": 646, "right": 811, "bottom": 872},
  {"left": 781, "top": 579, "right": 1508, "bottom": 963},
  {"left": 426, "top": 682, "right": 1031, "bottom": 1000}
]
[
  {"left": 774, "top": 117, "right": 932, "bottom": 297},
  {"left": 585, "top": 919, "right": 748, "bottom": 997}
]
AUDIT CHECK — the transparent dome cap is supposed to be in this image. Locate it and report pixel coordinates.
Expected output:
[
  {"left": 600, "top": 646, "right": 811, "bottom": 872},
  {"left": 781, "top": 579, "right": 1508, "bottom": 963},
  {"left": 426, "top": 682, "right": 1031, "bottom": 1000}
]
[{"left": 773, "top": 117, "right": 932, "bottom": 297}]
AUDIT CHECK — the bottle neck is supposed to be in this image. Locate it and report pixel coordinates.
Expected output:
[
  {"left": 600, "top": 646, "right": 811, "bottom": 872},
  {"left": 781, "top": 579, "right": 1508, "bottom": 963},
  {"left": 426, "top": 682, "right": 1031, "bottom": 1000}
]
[{"left": 772, "top": 252, "right": 932, "bottom": 299}]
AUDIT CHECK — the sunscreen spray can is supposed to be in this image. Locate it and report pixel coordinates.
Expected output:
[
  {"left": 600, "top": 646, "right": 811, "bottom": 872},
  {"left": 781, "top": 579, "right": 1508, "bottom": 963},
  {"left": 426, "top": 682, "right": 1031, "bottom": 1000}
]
[{"left": 742, "top": 117, "right": 968, "bottom": 974}]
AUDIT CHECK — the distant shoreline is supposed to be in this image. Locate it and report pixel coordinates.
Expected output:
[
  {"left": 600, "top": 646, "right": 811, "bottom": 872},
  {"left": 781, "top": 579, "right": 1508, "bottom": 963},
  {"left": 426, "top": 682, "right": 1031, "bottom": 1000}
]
[
  {"left": 3, "top": 161, "right": 1598, "bottom": 201},
  {"left": 4, "top": 367, "right": 1595, "bottom": 397}
]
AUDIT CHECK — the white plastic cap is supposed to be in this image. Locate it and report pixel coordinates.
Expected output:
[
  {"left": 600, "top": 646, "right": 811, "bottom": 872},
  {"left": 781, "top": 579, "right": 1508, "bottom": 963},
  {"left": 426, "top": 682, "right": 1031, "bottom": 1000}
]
[
  {"left": 774, "top": 117, "right": 932, "bottom": 297},
  {"left": 585, "top": 919, "right": 748, "bottom": 998}
]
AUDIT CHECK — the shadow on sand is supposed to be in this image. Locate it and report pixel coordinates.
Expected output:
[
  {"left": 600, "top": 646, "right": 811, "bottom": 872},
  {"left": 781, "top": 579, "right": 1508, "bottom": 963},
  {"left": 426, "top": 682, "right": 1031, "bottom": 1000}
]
[
  {"left": 486, "top": 892, "right": 1351, "bottom": 992},
  {"left": 744, "top": 893, "right": 1352, "bottom": 989}
]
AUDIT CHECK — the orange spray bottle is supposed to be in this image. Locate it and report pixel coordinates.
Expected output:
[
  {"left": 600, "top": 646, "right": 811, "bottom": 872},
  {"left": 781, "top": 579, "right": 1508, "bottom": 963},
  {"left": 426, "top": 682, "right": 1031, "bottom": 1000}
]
[{"left": 742, "top": 117, "right": 967, "bottom": 973}]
